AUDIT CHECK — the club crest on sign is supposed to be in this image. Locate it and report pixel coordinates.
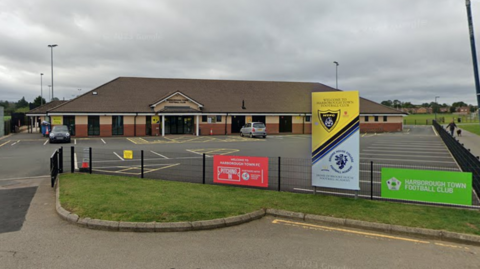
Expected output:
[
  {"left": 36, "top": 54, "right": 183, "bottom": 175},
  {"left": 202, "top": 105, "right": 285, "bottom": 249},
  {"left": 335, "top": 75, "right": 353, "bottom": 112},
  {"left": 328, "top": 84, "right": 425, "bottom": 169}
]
[{"left": 318, "top": 110, "right": 340, "bottom": 132}]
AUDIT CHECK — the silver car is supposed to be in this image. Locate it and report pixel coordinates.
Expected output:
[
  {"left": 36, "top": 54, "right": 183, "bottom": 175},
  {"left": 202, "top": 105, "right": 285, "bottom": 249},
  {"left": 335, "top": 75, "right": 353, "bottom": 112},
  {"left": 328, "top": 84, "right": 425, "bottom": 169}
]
[{"left": 240, "top": 122, "right": 267, "bottom": 138}]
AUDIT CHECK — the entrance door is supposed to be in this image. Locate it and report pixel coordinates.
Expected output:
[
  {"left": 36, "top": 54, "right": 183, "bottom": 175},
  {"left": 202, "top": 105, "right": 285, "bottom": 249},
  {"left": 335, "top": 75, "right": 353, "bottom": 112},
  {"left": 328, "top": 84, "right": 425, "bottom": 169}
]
[
  {"left": 279, "top": 116, "right": 292, "bottom": 132},
  {"left": 88, "top": 116, "right": 100, "bottom": 136},
  {"left": 231, "top": 116, "right": 246, "bottom": 133},
  {"left": 146, "top": 116, "right": 152, "bottom": 136},
  {"left": 165, "top": 116, "right": 193, "bottom": 134},
  {"left": 63, "top": 116, "right": 75, "bottom": 136}
]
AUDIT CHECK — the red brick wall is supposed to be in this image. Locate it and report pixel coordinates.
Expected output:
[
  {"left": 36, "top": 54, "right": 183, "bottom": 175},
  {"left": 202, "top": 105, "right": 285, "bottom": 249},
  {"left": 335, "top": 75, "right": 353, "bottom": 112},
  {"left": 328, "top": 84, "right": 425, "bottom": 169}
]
[
  {"left": 360, "top": 123, "right": 402, "bottom": 133},
  {"left": 304, "top": 123, "right": 312, "bottom": 134},
  {"left": 76, "top": 125, "right": 88, "bottom": 137},
  {"left": 136, "top": 124, "right": 146, "bottom": 136},
  {"left": 123, "top": 124, "right": 135, "bottom": 137},
  {"left": 100, "top": 124, "right": 112, "bottom": 137},
  {"left": 152, "top": 123, "right": 161, "bottom": 136},
  {"left": 266, "top": 124, "right": 279, "bottom": 134},
  {"left": 292, "top": 123, "right": 306, "bottom": 134},
  {"left": 200, "top": 124, "right": 228, "bottom": 136}
]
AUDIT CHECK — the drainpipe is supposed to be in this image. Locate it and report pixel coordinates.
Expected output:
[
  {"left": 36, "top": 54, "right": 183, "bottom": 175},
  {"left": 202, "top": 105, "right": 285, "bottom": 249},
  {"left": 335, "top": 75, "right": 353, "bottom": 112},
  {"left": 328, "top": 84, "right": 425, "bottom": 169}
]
[
  {"left": 303, "top": 113, "right": 305, "bottom": 134},
  {"left": 134, "top": 113, "right": 138, "bottom": 137},
  {"left": 225, "top": 113, "right": 228, "bottom": 135}
]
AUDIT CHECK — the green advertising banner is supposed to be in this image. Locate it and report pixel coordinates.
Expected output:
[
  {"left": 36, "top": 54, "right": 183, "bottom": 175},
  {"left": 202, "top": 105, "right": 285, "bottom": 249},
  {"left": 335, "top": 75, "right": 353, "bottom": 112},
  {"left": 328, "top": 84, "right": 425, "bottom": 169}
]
[{"left": 381, "top": 168, "right": 472, "bottom": 206}]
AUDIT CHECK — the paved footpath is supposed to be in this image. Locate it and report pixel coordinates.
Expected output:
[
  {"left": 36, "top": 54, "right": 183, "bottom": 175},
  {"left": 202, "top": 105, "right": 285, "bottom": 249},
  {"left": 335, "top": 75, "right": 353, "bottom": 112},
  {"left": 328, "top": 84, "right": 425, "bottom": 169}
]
[
  {"left": 456, "top": 127, "right": 480, "bottom": 158},
  {"left": 1, "top": 178, "right": 480, "bottom": 269}
]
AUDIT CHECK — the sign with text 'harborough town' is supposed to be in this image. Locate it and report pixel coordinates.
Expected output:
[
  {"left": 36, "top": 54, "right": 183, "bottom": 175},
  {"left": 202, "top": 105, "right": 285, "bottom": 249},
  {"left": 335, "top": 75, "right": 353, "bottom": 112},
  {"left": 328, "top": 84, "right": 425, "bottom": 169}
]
[
  {"left": 214, "top": 155, "right": 268, "bottom": 188},
  {"left": 381, "top": 168, "right": 472, "bottom": 206},
  {"left": 312, "top": 91, "right": 360, "bottom": 190}
]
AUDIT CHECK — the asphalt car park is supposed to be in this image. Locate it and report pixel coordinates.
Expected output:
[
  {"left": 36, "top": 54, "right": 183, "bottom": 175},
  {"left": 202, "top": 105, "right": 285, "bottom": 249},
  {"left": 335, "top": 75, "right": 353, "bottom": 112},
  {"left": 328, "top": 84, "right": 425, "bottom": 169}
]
[{"left": 3, "top": 126, "right": 477, "bottom": 205}]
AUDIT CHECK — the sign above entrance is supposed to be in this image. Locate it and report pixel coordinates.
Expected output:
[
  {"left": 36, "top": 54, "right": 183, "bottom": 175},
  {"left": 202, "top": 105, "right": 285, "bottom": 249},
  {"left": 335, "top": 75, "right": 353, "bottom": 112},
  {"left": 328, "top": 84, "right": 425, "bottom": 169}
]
[{"left": 152, "top": 116, "right": 160, "bottom": 124}]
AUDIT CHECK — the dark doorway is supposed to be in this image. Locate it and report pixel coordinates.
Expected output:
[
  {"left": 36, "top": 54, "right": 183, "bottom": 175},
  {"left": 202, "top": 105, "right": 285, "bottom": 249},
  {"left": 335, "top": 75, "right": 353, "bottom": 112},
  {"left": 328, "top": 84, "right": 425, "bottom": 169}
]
[
  {"left": 252, "top": 116, "right": 266, "bottom": 124},
  {"left": 88, "top": 116, "right": 100, "bottom": 136},
  {"left": 165, "top": 116, "right": 193, "bottom": 134},
  {"left": 63, "top": 116, "right": 75, "bottom": 136},
  {"left": 146, "top": 116, "right": 152, "bottom": 136},
  {"left": 231, "top": 116, "right": 246, "bottom": 133},
  {"left": 279, "top": 116, "right": 292, "bottom": 132},
  {"left": 112, "top": 116, "right": 123, "bottom": 135}
]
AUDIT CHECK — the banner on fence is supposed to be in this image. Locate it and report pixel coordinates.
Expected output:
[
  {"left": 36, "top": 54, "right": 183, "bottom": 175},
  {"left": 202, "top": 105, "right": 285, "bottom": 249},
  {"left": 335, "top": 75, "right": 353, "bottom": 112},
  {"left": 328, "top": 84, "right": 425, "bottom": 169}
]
[
  {"left": 311, "top": 91, "right": 360, "bottom": 190},
  {"left": 214, "top": 155, "right": 268, "bottom": 188},
  {"left": 381, "top": 168, "right": 472, "bottom": 206}
]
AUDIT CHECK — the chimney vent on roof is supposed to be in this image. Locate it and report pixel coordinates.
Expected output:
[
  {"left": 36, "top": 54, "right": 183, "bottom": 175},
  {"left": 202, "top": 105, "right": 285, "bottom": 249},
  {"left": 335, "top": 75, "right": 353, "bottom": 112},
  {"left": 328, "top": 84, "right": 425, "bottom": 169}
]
[{"left": 92, "top": 92, "right": 98, "bottom": 95}]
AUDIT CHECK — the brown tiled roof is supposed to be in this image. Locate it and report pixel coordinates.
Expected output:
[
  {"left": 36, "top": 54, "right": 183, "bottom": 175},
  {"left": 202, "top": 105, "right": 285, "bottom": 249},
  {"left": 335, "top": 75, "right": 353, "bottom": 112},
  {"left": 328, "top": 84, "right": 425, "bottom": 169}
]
[
  {"left": 50, "top": 77, "right": 406, "bottom": 115},
  {"left": 26, "top": 100, "right": 68, "bottom": 114}
]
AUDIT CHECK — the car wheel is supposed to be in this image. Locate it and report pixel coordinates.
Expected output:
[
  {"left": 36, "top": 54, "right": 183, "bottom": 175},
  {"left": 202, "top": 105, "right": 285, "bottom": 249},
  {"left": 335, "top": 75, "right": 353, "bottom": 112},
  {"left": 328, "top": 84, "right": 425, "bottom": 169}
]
[
  {"left": 263, "top": 135, "right": 266, "bottom": 138},
  {"left": 240, "top": 132, "right": 243, "bottom": 137}
]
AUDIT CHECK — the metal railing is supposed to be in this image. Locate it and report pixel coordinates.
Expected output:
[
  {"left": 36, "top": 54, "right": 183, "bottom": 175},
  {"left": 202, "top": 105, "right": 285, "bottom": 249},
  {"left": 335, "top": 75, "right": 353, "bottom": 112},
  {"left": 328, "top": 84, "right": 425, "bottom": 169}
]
[
  {"left": 58, "top": 146, "right": 479, "bottom": 208},
  {"left": 433, "top": 120, "right": 480, "bottom": 195}
]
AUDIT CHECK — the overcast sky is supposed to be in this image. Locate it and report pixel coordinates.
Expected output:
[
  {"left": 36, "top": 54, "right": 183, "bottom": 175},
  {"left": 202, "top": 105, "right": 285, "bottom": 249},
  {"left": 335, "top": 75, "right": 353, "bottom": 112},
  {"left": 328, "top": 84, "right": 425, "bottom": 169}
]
[{"left": 1, "top": 0, "right": 480, "bottom": 106}]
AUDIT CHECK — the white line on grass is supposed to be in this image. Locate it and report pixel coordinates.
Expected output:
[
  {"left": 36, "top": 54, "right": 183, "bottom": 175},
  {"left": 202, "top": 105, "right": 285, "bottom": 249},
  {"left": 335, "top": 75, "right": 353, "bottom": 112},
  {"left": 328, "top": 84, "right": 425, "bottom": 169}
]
[
  {"left": 150, "top": 151, "right": 169, "bottom": 159},
  {"left": 113, "top": 152, "right": 124, "bottom": 161}
]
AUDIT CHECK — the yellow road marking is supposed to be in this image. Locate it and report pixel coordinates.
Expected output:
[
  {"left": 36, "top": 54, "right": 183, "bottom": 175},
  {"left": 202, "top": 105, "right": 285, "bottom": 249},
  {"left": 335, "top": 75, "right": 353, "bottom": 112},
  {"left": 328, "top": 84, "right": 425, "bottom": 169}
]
[
  {"left": 434, "top": 242, "right": 469, "bottom": 250},
  {"left": 0, "top": 140, "right": 11, "bottom": 148},
  {"left": 272, "top": 219, "right": 430, "bottom": 244}
]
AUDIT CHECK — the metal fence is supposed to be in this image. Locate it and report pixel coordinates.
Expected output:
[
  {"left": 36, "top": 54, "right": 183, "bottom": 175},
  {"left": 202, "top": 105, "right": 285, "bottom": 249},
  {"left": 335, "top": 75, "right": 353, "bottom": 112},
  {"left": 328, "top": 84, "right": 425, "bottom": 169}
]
[
  {"left": 48, "top": 146, "right": 479, "bottom": 208},
  {"left": 433, "top": 120, "right": 480, "bottom": 196}
]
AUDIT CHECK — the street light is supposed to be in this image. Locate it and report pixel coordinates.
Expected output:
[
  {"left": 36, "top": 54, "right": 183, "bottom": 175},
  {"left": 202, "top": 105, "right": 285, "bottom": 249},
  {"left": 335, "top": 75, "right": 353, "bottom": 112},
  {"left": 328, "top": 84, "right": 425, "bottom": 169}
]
[
  {"left": 48, "top": 85, "right": 51, "bottom": 101},
  {"left": 465, "top": 1, "right": 480, "bottom": 125},
  {"left": 40, "top": 73, "right": 44, "bottom": 106},
  {"left": 48, "top": 44, "right": 58, "bottom": 101},
  {"left": 434, "top": 96, "right": 440, "bottom": 121},
  {"left": 333, "top": 61, "right": 339, "bottom": 89}
]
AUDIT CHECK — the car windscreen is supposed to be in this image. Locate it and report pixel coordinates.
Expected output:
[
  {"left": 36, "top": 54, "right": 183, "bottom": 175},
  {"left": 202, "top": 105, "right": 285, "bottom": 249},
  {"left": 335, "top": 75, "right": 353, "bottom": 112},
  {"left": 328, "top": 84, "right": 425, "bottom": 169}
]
[
  {"left": 253, "top": 123, "right": 265, "bottom": 128},
  {"left": 53, "top": 126, "right": 69, "bottom": 132}
]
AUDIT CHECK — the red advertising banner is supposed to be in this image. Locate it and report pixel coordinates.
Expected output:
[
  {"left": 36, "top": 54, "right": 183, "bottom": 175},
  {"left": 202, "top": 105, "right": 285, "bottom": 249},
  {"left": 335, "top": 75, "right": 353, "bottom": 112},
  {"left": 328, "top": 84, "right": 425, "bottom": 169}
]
[{"left": 214, "top": 155, "right": 269, "bottom": 188}]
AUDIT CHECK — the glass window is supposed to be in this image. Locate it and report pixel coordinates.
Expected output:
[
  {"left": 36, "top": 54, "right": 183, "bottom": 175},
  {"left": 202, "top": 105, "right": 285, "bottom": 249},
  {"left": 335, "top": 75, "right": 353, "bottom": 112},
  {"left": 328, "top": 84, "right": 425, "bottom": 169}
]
[
  {"left": 383, "top": 116, "right": 388, "bottom": 122},
  {"left": 216, "top": 115, "right": 222, "bottom": 122},
  {"left": 112, "top": 116, "right": 124, "bottom": 135},
  {"left": 253, "top": 123, "right": 265, "bottom": 128},
  {"left": 202, "top": 116, "right": 207, "bottom": 122},
  {"left": 305, "top": 116, "right": 311, "bottom": 122},
  {"left": 364, "top": 116, "right": 369, "bottom": 122},
  {"left": 374, "top": 116, "right": 379, "bottom": 122}
]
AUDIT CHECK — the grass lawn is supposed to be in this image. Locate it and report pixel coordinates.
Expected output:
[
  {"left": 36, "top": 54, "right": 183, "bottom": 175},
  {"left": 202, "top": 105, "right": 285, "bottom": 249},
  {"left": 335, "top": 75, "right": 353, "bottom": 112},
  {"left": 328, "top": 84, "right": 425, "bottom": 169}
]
[
  {"left": 459, "top": 124, "right": 480, "bottom": 136},
  {"left": 404, "top": 114, "right": 478, "bottom": 125},
  {"left": 60, "top": 173, "right": 480, "bottom": 235}
]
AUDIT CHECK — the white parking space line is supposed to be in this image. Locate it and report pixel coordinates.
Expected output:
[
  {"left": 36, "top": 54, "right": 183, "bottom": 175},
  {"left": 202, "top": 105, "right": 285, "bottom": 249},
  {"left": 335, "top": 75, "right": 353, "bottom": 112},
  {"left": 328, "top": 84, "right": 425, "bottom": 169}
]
[
  {"left": 113, "top": 152, "right": 124, "bottom": 161},
  {"left": 11, "top": 140, "right": 19, "bottom": 146},
  {"left": 101, "top": 139, "right": 106, "bottom": 144},
  {"left": 150, "top": 151, "right": 169, "bottom": 159},
  {"left": 74, "top": 153, "right": 79, "bottom": 170},
  {"left": 362, "top": 149, "right": 450, "bottom": 155},
  {"left": 74, "top": 139, "right": 77, "bottom": 145},
  {"left": 366, "top": 146, "right": 447, "bottom": 151},
  {"left": 363, "top": 158, "right": 456, "bottom": 164},
  {"left": 361, "top": 153, "right": 453, "bottom": 159},
  {"left": 371, "top": 142, "right": 445, "bottom": 147},
  {"left": 43, "top": 139, "right": 49, "bottom": 146}
]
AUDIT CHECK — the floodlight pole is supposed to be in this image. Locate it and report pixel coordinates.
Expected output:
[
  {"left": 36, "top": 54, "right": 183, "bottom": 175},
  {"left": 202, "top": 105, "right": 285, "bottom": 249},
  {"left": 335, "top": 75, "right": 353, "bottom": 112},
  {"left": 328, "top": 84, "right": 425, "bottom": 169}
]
[
  {"left": 333, "top": 61, "right": 339, "bottom": 89},
  {"left": 40, "top": 73, "right": 44, "bottom": 106},
  {"left": 435, "top": 96, "right": 440, "bottom": 121},
  {"left": 465, "top": 0, "right": 480, "bottom": 123},
  {"left": 48, "top": 44, "right": 58, "bottom": 101}
]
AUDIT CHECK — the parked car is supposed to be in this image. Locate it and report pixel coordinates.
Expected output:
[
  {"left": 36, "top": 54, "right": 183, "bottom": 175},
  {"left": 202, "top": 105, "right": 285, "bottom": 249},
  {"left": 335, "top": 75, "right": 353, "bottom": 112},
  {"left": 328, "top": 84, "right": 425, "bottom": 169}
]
[
  {"left": 240, "top": 122, "right": 267, "bottom": 138},
  {"left": 49, "top": 125, "right": 71, "bottom": 143}
]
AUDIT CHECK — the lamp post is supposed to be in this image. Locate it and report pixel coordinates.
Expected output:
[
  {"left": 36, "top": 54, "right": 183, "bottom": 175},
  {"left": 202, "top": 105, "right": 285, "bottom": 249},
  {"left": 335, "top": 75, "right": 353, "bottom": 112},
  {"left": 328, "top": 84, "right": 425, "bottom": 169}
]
[
  {"left": 48, "top": 44, "right": 58, "bottom": 101},
  {"left": 434, "top": 96, "right": 440, "bottom": 121},
  {"left": 48, "top": 85, "right": 51, "bottom": 101},
  {"left": 333, "top": 61, "right": 339, "bottom": 89},
  {"left": 40, "top": 73, "right": 44, "bottom": 106},
  {"left": 465, "top": 1, "right": 480, "bottom": 125}
]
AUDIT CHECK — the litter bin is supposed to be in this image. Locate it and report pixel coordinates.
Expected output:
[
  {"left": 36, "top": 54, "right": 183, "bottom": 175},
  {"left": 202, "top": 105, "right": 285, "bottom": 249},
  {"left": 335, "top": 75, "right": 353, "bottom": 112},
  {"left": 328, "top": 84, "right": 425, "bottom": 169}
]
[{"left": 41, "top": 121, "right": 51, "bottom": 137}]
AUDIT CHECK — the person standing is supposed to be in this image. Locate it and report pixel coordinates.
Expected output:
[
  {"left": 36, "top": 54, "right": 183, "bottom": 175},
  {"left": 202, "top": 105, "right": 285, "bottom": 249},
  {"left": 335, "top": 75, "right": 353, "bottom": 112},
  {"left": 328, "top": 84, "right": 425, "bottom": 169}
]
[{"left": 447, "top": 120, "right": 457, "bottom": 136}]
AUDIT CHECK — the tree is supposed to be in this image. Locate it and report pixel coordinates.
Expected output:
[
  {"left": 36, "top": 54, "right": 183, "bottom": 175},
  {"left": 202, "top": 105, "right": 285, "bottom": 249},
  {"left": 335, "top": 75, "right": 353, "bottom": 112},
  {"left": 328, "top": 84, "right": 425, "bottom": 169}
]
[
  {"left": 33, "top": 96, "right": 47, "bottom": 107},
  {"left": 452, "top": 101, "right": 468, "bottom": 108},
  {"left": 393, "top": 99, "right": 402, "bottom": 109},
  {"left": 381, "top": 100, "right": 393, "bottom": 107},
  {"left": 421, "top": 103, "right": 430, "bottom": 107},
  {"left": 403, "top": 102, "right": 414, "bottom": 108},
  {"left": 16, "top": 96, "right": 29, "bottom": 108},
  {"left": 51, "top": 97, "right": 60, "bottom": 101}
]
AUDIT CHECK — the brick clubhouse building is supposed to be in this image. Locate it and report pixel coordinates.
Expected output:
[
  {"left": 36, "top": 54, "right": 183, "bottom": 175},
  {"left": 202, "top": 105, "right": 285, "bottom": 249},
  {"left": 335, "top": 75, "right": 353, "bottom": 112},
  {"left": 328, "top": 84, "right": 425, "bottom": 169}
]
[{"left": 27, "top": 77, "right": 406, "bottom": 137}]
